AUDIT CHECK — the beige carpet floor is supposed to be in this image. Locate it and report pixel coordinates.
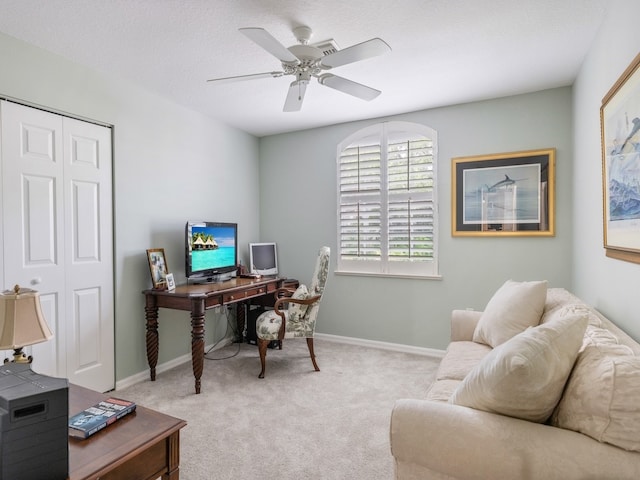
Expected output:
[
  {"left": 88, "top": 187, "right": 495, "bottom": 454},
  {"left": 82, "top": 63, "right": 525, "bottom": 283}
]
[{"left": 116, "top": 339, "right": 441, "bottom": 480}]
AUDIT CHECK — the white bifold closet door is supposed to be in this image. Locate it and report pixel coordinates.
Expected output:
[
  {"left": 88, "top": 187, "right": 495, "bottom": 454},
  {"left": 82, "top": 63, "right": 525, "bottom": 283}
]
[{"left": 0, "top": 100, "right": 114, "bottom": 392}]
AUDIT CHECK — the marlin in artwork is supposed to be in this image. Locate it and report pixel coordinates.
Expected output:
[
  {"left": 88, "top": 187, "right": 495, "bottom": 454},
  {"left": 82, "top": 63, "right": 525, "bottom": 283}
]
[{"left": 487, "top": 174, "right": 516, "bottom": 192}]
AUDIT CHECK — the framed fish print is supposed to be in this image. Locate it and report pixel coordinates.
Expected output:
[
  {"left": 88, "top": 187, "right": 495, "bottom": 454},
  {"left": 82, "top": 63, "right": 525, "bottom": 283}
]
[
  {"left": 452, "top": 148, "right": 555, "bottom": 237},
  {"left": 601, "top": 51, "right": 640, "bottom": 264}
]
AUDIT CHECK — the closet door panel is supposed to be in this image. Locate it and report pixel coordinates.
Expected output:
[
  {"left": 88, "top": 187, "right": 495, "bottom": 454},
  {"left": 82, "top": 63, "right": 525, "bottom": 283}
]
[
  {"left": 22, "top": 174, "right": 58, "bottom": 264},
  {"left": 1, "top": 101, "right": 114, "bottom": 391},
  {"left": 63, "top": 116, "right": 114, "bottom": 392},
  {"left": 1, "top": 101, "right": 65, "bottom": 373},
  {"left": 30, "top": 292, "right": 60, "bottom": 371},
  {"left": 73, "top": 287, "right": 101, "bottom": 368}
]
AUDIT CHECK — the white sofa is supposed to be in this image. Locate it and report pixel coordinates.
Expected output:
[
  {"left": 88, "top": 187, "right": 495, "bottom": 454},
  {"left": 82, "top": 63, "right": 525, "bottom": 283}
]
[{"left": 390, "top": 286, "right": 640, "bottom": 480}]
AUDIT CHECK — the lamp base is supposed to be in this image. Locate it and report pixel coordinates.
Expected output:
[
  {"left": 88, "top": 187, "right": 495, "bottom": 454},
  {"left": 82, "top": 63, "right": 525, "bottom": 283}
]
[{"left": 3, "top": 347, "right": 32, "bottom": 364}]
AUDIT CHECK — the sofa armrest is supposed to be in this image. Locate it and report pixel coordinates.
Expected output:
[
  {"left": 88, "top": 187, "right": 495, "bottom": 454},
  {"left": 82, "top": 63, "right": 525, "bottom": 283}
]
[
  {"left": 390, "top": 399, "right": 640, "bottom": 480},
  {"left": 450, "top": 310, "right": 482, "bottom": 341}
]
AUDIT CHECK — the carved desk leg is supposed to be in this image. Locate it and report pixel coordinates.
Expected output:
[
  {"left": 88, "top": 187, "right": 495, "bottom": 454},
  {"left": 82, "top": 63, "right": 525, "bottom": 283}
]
[
  {"left": 191, "top": 297, "right": 206, "bottom": 394},
  {"left": 145, "top": 294, "right": 159, "bottom": 382}
]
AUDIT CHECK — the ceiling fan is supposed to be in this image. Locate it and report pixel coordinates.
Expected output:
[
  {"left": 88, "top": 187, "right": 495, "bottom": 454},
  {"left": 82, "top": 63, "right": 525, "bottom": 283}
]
[{"left": 207, "top": 26, "right": 391, "bottom": 112}]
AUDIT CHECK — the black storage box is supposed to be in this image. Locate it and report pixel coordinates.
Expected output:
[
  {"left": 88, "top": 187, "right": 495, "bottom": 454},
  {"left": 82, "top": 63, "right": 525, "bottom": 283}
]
[
  {"left": 246, "top": 306, "right": 264, "bottom": 345},
  {"left": 0, "top": 362, "right": 68, "bottom": 480}
]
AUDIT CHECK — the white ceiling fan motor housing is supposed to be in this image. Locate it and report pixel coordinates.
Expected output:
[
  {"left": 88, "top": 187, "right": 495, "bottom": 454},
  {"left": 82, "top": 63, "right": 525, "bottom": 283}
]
[{"left": 285, "top": 44, "right": 324, "bottom": 75}]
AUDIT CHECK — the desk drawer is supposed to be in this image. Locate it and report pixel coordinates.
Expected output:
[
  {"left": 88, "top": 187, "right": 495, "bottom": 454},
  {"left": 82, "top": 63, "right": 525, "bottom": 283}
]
[
  {"left": 224, "top": 286, "right": 267, "bottom": 303},
  {"left": 96, "top": 436, "right": 167, "bottom": 480}
]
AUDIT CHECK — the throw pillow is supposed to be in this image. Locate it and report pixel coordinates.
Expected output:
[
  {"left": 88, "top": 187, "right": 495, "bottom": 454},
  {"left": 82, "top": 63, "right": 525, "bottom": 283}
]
[
  {"left": 473, "top": 279, "right": 547, "bottom": 347},
  {"left": 551, "top": 343, "right": 640, "bottom": 452},
  {"left": 287, "top": 284, "right": 310, "bottom": 322},
  {"left": 450, "top": 311, "right": 588, "bottom": 423}
]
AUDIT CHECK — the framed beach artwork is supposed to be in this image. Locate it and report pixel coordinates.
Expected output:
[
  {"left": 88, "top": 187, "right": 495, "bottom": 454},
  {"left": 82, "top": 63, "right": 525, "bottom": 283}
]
[
  {"left": 452, "top": 149, "right": 555, "bottom": 237},
  {"left": 147, "top": 248, "right": 168, "bottom": 289},
  {"left": 601, "top": 51, "right": 640, "bottom": 264}
]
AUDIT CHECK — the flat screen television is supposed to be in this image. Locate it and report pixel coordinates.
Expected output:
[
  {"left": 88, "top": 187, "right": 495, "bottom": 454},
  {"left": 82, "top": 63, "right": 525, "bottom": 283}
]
[
  {"left": 249, "top": 242, "right": 278, "bottom": 276},
  {"left": 185, "top": 221, "right": 238, "bottom": 283}
]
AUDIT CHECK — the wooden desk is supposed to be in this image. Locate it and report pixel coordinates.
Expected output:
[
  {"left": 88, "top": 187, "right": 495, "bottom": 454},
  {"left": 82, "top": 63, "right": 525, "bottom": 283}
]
[
  {"left": 143, "top": 276, "right": 282, "bottom": 394},
  {"left": 69, "top": 384, "right": 187, "bottom": 480}
]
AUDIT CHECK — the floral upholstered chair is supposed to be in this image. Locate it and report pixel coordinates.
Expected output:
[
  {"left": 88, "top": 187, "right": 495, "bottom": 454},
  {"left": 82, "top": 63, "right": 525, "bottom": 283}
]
[{"left": 256, "top": 246, "right": 330, "bottom": 378}]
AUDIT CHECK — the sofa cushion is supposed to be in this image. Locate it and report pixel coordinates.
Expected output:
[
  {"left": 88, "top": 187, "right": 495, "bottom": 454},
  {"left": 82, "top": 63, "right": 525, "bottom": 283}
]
[
  {"left": 582, "top": 325, "right": 620, "bottom": 348},
  {"left": 541, "top": 301, "right": 602, "bottom": 331},
  {"left": 540, "top": 288, "right": 585, "bottom": 324},
  {"left": 551, "top": 343, "right": 640, "bottom": 452},
  {"left": 426, "top": 379, "right": 461, "bottom": 403},
  {"left": 435, "top": 341, "right": 492, "bottom": 381},
  {"left": 473, "top": 279, "right": 547, "bottom": 347},
  {"left": 450, "top": 311, "right": 588, "bottom": 423}
]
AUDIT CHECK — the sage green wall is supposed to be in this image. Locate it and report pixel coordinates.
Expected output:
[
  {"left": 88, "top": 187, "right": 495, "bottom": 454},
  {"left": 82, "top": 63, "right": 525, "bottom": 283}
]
[
  {"left": 2, "top": 0, "right": 637, "bottom": 384},
  {"left": 259, "top": 87, "right": 573, "bottom": 350},
  {"left": 572, "top": 0, "right": 640, "bottom": 341},
  {"left": 0, "top": 32, "right": 261, "bottom": 382}
]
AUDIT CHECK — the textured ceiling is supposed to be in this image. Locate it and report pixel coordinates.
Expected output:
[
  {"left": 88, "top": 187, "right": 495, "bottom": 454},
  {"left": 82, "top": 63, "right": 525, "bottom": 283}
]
[{"left": 0, "top": 0, "right": 608, "bottom": 137}]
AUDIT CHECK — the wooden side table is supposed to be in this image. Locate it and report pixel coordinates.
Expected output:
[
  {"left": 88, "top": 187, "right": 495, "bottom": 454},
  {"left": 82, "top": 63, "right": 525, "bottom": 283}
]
[{"left": 69, "top": 384, "right": 187, "bottom": 480}]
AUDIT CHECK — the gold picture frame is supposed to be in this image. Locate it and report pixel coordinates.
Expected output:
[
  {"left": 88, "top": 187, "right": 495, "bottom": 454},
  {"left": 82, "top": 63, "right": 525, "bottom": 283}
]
[
  {"left": 601, "top": 51, "right": 640, "bottom": 264},
  {"left": 452, "top": 148, "right": 555, "bottom": 236},
  {"left": 146, "top": 248, "right": 168, "bottom": 289}
]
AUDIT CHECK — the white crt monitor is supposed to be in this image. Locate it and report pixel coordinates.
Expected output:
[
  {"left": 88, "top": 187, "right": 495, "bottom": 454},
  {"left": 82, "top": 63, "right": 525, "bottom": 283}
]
[{"left": 249, "top": 242, "right": 278, "bottom": 276}]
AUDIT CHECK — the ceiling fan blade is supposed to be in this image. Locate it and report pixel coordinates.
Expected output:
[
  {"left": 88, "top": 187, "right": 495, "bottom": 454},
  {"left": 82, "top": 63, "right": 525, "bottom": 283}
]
[
  {"left": 283, "top": 79, "right": 308, "bottom": 112},
  {"left": 206, "top": 71, "right": 283, "bottom": 84},
  {"left": 320, "top": 38, "right": 391, "bottom": 69},
  {"left": 239, "top": 27, "right": 299, "bottom": 64},
  {"left": 318, "top": 74, "right": 381, "bottom": 101}
]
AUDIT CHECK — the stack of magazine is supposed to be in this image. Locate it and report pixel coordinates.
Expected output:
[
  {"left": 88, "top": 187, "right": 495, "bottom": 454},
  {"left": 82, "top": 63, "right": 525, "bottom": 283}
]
[{"left": 68, "top": 397, "right": 137, "bottom": 439}]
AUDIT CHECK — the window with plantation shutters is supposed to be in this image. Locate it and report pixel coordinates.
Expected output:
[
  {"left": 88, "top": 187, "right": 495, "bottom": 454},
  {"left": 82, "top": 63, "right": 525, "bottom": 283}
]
[{"left": 337, "top": 121, "right": 439, "bottom": 278}]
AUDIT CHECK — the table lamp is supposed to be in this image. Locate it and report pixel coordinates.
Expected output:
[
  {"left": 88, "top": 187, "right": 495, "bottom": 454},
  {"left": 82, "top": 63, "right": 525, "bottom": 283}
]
[{"left": 0, "top": 285, "right": 53, "bottom": 363}]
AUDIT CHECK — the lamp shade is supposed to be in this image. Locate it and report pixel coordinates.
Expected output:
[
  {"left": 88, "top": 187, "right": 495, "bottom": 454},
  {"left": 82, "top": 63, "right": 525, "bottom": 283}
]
[{"left": 0, "top": 285, "right": 53, "bottom": 350}]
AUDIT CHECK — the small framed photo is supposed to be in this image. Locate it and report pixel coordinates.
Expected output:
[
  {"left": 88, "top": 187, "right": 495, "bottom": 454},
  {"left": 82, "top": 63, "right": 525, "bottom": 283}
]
[
  {"left": 165, "top": 273, "right": 176, "bottom": 291},
  {"left": 146, "top": 248, "right": 168, "bottom": 289},
  {"left": 452, "top": 148, "right": 555, "bottom": 236}
]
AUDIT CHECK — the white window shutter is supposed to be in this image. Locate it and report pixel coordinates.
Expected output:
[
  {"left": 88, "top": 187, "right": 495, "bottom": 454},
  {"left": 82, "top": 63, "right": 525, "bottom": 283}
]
[{"left": 337, "top": 122, "right": 438, "bottom": 277}]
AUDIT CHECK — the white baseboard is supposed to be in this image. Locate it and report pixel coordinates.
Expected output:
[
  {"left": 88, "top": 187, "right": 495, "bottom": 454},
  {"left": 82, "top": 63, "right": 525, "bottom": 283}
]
[
  {"left": 115, "top": 337, "right": 234, "bottom": 391},
  {"left": 115, "top": 350, "right": 192, "bottom": 391},
  {"left": 315, "top": 333, "right": 445, "bottom": 358},
  {"left": 115, "top": 334, "right": 444, "bottom": 391}
]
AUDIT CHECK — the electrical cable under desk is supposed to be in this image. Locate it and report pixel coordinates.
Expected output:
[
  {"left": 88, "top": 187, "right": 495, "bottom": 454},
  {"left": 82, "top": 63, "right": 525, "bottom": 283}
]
[{"left": 205, "top": 306, "right": 241, "bottom": 360}]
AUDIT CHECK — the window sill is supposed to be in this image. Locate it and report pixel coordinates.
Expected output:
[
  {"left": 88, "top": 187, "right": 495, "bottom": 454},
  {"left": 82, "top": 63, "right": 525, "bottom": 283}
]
[{"left": 334, "top": 270, "right": 443, "bottom": 280}]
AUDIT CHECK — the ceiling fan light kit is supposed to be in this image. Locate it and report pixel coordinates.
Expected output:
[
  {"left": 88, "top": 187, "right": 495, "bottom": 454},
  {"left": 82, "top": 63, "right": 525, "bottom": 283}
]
[{"left": 207, "top": 26, "right": 391, "bottom": 112}]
